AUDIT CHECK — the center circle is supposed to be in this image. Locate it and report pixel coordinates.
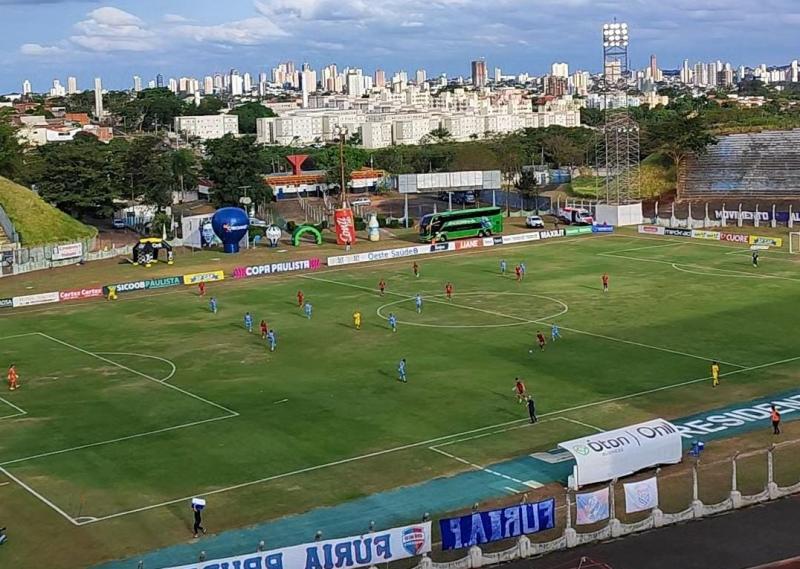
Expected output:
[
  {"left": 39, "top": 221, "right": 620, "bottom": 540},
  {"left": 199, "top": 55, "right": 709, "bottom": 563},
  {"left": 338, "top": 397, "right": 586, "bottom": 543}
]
[{"left": 376, "top": 292, "right": 569, "bottom": 329}]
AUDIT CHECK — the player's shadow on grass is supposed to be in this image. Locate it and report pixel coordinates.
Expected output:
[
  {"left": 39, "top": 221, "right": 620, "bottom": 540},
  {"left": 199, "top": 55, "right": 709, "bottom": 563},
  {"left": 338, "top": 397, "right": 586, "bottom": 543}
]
[{"left": 377, "top": 369, "right": 393, "bottom": 380}]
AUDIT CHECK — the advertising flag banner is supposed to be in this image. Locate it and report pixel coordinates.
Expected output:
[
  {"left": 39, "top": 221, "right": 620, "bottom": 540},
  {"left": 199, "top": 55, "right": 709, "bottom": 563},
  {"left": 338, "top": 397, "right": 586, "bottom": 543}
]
[
  {"left": 51, "top": 242, "right": 84, "bottom": 261},
  {"left": 623, "top": 477, "right": 659, "bottom": 513},
  {"left": 749, "top": 235, "right": 783, "bottom": 248},
  {"left": 576, "top": 488, "right": 610, "bottom": 525},
  {"left": 182, "top": 270, "right": 225, "bottom": 285},
  {"left": 439, "top": 500, "right": 555, "bottom": 550},
  {"left": 163, "top": 522, "right": 432, "bottom": 569},
  {"left": 334, "top": 208, "right": 357, "bottom": 245}
]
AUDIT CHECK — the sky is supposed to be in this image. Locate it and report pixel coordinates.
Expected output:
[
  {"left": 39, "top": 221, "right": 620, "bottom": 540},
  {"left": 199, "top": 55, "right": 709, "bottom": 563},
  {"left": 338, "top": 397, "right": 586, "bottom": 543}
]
[{"left": 1, "top": 0, "right": 799, "bottom": 93}]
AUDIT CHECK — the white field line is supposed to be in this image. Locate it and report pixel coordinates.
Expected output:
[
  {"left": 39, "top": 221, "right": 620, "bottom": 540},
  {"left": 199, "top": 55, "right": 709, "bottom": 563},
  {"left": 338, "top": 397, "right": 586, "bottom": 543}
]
[
  {"left": 724, "top": 249, "right": 800, "bottom": 263},
  {"left": 96, "top": 352, "right": 177, "bottom": 383},
  {"left": 427, "top": 446, "right": 530, "bottom": 487},
  {"left": 0, "top": 466, "right": 80, "bottom": 526},
  {"left": 38, "top": 333, "right": 238, "bottom": 417},
  {"left": 558, "top": 417, "right": 605, "bottom": 433},
  {"left": 17, "top": 354, "right": 800, "bottom": 525},
  {"left": 606, "top": 242, "right": 684, "bottom": 254},
  {"left": 608, "top": 233, "right": 796, "bottom": 255},
  {"left": 0, "top": 235, "right": 610, "bottom": 320},
  {"left": 0, "top": 481, "right": 9, "bottom": 487},
  {"left": 599, "top": 252, "right": 800, "bottom": 284},
  {"left": 670, "top": 264, "right": 766, "bottom": 280},
  {"left": 0, "top": 332, "right": 40, "bottom": 341},
  {"left": 0, "top": 396, "right": 27, "bottom": 421},
  {"left": 302, "top": 274, "right": 747, "bottom": 368}
]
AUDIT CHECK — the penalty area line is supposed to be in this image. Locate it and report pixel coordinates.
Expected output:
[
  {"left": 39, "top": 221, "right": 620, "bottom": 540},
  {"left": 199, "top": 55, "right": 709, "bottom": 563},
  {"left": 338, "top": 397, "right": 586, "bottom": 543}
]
[{"left": 0, "top": 466, "right": 80, "bottom": 526}]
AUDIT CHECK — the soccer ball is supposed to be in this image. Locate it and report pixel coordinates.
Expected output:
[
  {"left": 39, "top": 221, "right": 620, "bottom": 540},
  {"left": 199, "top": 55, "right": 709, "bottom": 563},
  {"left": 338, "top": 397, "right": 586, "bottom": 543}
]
[{"left": 528, "top": 349, "right": 533, "bottom": 354}]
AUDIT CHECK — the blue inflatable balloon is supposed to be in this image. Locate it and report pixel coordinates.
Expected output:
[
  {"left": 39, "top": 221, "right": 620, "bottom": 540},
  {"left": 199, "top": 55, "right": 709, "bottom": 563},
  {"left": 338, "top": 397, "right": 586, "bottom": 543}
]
[{"left": 211, "top": 207, "right": 249, "bottom": 254}]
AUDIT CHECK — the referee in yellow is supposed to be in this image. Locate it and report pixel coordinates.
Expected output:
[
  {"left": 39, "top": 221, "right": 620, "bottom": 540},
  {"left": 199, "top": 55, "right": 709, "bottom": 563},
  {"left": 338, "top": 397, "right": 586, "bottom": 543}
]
[
  {"left": 353, "top": 310, "right": 362, "bottom": 330},
  {"left": 711, "top": 361, "right": 720, "bottom": 388}
]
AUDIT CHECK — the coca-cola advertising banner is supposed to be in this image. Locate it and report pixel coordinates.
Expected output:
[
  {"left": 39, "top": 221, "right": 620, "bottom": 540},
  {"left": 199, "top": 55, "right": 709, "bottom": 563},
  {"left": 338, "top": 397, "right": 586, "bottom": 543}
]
[{"left": 334, "top": 208, "right": 357, "bottom": 246}]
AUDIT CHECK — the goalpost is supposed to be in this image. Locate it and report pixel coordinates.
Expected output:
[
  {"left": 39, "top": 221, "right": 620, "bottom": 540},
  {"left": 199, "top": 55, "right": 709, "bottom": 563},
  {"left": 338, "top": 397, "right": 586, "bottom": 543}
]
[{"left": 790, "top": 232, "right": 800, "bottom": 254}]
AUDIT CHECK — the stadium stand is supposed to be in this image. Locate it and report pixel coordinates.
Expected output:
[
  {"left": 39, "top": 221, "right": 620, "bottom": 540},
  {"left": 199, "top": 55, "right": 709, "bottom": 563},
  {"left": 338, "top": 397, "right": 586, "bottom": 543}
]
[{"left": 679, "top": 129, "right": 800, "bottom": 200}]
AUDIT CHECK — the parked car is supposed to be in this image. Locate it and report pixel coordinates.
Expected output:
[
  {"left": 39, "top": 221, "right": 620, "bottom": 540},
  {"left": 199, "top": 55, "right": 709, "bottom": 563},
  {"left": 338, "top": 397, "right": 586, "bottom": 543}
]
[
  {"left": 350, "top": 197, "right": 371, "bottom": 207},
  {"left": 112, "top": 218, "right": 126, "bottom": 229},
  {"left": 525, "top": 215, "right": 545, "bottom": 228}
]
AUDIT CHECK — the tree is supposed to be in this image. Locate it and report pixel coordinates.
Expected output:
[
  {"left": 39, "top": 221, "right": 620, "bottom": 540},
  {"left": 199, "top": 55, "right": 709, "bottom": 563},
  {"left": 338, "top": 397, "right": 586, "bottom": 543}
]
[
  {"left": 171, "top": 148, "right": 200, "bottom": 201},
  {"left": 643, "top": 112, "right": 718, "bottom": 171},
  {"left": 313, "top": 143, "right": 369, "bottom": 192},
  {"left": 203, "top": 134, "right": 272, "bottom": 207},
  {"left": 0, "top": 110, "right": 23, "bottom": 180},
  {"left": 421, "top": 127, "right": 453, "bottom": 144},
  {"left": 542, "top": 134, "right": 583, "bottom": 168},
  {"left": 193, "top": 96, "right": 225, "bottom": 116},
  {"left": 121, "top": 88, "right": 188, "bottom": 131},
  {"left": 229, "top": 102, "right": 276, "bottom": 134},
  {"left": 123, "top": 136, "right": 175, "bottom": 208},
  {"left": 32, "top": 135, "right": 123, "bottom": 219}
]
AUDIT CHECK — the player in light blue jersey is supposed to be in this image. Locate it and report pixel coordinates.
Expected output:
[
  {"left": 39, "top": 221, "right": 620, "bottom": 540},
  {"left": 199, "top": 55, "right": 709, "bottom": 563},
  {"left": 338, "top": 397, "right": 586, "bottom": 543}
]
[
  {"left": 398, "top": 358, "right": 407, "bottom": 382},
  {"left": 500, "top": 259, "right": 507, "bottom": 274},
  {"left": 209, "top": 297, "right": 218, "bottom": 314},
  {"left": 303, "top": 302, "right": 313, "bottom": 319},
  {"left": 388, "top": 313, "right": 398, "bottom": 332},
  {"left": 551, "top": 323, "right": 561, "bottom": 342},
  {"left": 519, "top": 262, "right": 527, "bottom": 279},
  {"left": 244, "top": 312, "right": 253, "bottom": 333},
  {"left": 267, "top": 329, "right": 277, "bottom": 352},
  {"left": 415, "top": 294, "right": 423, "bottom": 314}
]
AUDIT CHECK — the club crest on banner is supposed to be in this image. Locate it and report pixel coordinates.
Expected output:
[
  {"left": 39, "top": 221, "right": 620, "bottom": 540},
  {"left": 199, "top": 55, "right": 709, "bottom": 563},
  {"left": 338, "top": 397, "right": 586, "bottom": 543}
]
[{"left": 402, "top": 526, "right": 427, "bottom": 555}]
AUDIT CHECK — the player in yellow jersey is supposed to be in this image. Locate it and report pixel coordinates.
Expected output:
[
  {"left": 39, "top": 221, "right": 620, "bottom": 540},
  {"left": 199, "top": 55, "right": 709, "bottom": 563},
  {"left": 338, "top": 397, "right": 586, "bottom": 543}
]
[
  {"left": 711, "top": 361, "right": 720, "bottom": 387},
  {"left": 353, "top": 310, "right": 362, "bottom": 330}
]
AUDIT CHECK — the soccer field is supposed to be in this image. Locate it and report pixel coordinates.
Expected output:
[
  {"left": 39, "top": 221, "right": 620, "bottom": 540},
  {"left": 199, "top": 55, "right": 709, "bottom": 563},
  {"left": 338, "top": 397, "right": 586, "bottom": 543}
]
[{"left": 1, "top": 232, "right": 799, "bottom": 569}]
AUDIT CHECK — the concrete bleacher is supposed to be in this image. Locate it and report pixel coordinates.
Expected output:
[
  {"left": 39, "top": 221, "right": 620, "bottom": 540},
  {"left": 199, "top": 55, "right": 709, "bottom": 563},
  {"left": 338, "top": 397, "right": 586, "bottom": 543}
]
[{"left": 679, "top": 129, "right": 800, "bottom": 200}]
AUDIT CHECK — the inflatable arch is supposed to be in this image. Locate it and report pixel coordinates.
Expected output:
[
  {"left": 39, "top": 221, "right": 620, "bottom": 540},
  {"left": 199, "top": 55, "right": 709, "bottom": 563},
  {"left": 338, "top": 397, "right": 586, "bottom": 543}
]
[{"left": 291, "top": 225, "right": 323, "bottom": 246}]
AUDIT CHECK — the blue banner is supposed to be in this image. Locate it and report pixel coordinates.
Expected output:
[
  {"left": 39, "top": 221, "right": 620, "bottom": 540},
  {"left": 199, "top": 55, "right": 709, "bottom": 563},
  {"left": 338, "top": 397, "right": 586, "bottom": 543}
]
[
  {"left": 592, "top": 224, "right": 615, "bottom": 233},
  {"left": 439, "top": 499, "right": 555, "bottom": 550}
]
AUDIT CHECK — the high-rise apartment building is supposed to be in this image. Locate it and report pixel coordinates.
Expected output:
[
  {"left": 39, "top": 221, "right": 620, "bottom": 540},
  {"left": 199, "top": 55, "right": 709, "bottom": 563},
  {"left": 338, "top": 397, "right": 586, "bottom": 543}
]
[
  {"left": 50, "top": 79, "right": 66, "bottom": 97},
  {"left": 551, "top": 62, "right": 569, "bottom": 78},
  {"left": 471, "top": 59, "right": 487, "bottom": 88},
  {"left": 94, "top": 77, "right": 103, "bottom": 119},
  {"left": 133, "top": 75, "right": 142, "bottom": 92},
  {"left": 243, "top": 72, "right": 252, "bottom": 93},
  {"left": 373, "top": 69, "right": 386, "bottom": 89},
  {"left": 156, "top": 74, "right": 164, "bottom": 88},
  {"left": 22, "top": 80, "right": 31, "bottom": 95},
  {"left": 415, "top": 69, "right": 427, "bottom": 85},
  {"left": 680, "top": 60, "right": 692, "bottom": 84},
  {"left": 792, "top": 60, "right": 799, "bottom": 83},
  {"left": 67, "top": 76, "right": 78, "bottom": 94},
  {"left": 203, "top": 76, "right": 213, "bottom": 94}
]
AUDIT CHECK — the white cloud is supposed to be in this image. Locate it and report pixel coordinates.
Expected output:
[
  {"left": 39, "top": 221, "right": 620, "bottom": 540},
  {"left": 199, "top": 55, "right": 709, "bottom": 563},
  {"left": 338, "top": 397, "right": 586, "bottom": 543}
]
[
  {"left": 19, "top": 43, "right": 64, "bottom": 56},
  {"left": 175, "top": 17, "right": 288, "bottom": 46},
  {"left": 163, "top": 13, "right": 189, "bottom": 23},
  {"left": 71, "top": 6, "right": 157, "bottom": 52}
]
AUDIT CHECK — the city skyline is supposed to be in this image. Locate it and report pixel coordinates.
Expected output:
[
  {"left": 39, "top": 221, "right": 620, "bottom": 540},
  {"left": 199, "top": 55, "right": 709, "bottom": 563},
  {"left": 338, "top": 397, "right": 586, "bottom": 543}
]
[{"left": 2, "top": 0, "right": 800, "bottom": 92}]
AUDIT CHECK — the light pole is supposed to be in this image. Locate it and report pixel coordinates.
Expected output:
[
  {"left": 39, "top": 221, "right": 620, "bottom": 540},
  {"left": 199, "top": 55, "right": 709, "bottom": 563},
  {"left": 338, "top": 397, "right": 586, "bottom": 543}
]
[{"left": 333, "top": 125, "right": 349, "bottom": 207}]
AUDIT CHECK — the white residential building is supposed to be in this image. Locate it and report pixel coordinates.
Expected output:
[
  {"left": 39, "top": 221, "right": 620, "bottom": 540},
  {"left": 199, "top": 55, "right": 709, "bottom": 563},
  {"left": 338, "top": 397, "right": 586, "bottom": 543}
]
[
  {"left": 133, "top": 75, "right": 142, "bottom": 92},
  {"left": 361, "top": 120, "right": 394, "bottom": 149},
  {"left": 174, "top": 114, "right": 239, "bottom": 140},
  {"left": 551, "top": 62, "right": 569, "bottom": 78},
  {"left": 22, "top": 80, "right": 31, "bottom": 95},
  {"left": 67, "top": 76, "right": 78, "bottom": 94},
  {"left": 50, "top": 79, "right": 66, "bottom": 97},
  {"left": 94, "top": 77, "right": 103, "bottom": 118}
]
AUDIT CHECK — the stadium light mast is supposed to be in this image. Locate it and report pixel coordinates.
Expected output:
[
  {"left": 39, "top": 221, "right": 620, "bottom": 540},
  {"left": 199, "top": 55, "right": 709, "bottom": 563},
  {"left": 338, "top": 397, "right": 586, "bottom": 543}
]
[{"left": 598, "top": 21, "right": 640, "bottom": 206}]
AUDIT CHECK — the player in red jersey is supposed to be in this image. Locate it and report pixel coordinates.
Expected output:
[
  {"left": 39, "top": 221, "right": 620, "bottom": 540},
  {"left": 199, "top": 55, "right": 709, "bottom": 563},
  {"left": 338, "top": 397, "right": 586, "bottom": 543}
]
[
  {"left": 515, "top": 265, "right": 522, "bottom": 283},
  {"left": 536, "top": 331, "right": 546, "bottom": 351},
  {"left": 602, "top": 273, "right": 609, "bottom": 293},
  {"left": 198, "top": 282, "right": 206, "bottom": 297},
  {"left": 378, "top": 279, "right": 386, "bottom": 296},
  {"left": 7, "top": 364, "right": 20, "bottom": 391},
  {"left": 513, "top": 377, "right": 527, "bottom": 404},
  {"left": 260, "top": 319, "right": 268, "bottom": 339},
  {"left": 297, "top": 290, "right": 304, "bottom": 307},
  {"left": 412, "top": 262, "right": 420, "bottom": 278},
  {"left": 445, "top": 282, "right": 453, "bottom": 301}
]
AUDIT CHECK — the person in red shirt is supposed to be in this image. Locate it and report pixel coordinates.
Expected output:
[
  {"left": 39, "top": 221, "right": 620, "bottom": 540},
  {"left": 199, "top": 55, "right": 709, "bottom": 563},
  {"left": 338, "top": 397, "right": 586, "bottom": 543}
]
[
  {"left": 198, "top": 282, "right": 206, "bottom": 297},
  {"left": 602, "top": 273, "right": 609, "bottom": 293},
  {"left": 7, "top": 364, "right": 20, "bottom": 391},
  {"left": 536, "top": 331, "right": 546, "bottom": 351},
  {"left": 515, "top": 265, "right": 522, "bottom": 283},
  {"left": 297, "top": 290, "right": 304, "bottom": 307},
  {"left": 412, "top": 262, "right": 420, "bottom": 278},
  {"left": 513, "top": 378, "right": 527, "bottom": 404},
  {"left": 378, "top": 279, "right": 386, "bottom": 296},
  {"left": 445, "top": 282, "right": 453, "bottom": 301},
  {"left": 260, "top": 319, "right": 268, "bottom": 339}
]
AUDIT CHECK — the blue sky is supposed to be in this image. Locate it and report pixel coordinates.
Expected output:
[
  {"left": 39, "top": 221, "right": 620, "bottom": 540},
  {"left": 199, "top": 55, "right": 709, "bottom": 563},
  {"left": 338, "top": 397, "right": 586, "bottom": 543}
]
[{"left": 1, "top": 0, "right": 799, "bottom": 93}]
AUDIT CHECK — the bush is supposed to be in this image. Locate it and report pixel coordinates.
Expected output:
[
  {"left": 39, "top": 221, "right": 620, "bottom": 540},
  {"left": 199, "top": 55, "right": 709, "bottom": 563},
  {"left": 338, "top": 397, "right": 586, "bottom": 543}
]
[
  {"left": 248, "top": 226, "right": 266, "bottom": 239},
  {"left": 286, "top": 220, "right": 297, "bottom": 233},
  {"left": 387, "top": 219, "right": 401, "bottom": 229}
]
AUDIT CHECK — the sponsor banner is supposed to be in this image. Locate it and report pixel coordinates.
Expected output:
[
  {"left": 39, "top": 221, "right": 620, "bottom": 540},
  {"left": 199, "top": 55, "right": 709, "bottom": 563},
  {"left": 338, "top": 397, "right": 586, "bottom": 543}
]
[
  {"left": 691, "top": 230, "right": 721, "bottom": 241},
  {"left": 502, "top": 232, "right": 542, "bottom": 245},
  {"left": 439, "top": 499, "right": 555, "bottom": 550},
  {"left": 0, "top": 298, "right": 13, "bottom": 309},
  {"left": 182, "top": 270, "right": 225, "bottom": 285},
  {"left": 233, "top": 258, "right": 322, "bottom": 279},
  {"left": 576, "top": 488, "right": 610, "bottom": 525},
  {"left": 672, "top": 390, "right": 800, "bottom": 442},
  {"left": 623, "top": 477, "right": 659, "bottom": 514},
  {"left": 492, "top": 236, "right": 504, "bottom": 245},
  {"left": 12, "top": 291, "right": 61, "bottom": 308},
  {"left": 328, "top": 245, "right": 433, "bottom": 267},
  {"left": 720, "top": 232, "right": 749, "bottom": 244},
  {"left": 664, "top": 227, "right": 692, "bottom": 238},
  {"left": 430, "top": 242, "right": 452, "bottom": 252},
  {"left": 714, "top": 210, "right": 800, "bottom": 223},
  {"left": 539, "top": 229, "right": 566, "bottom": 240},
  {"left": 454, "top": 238, "right": 483, "bottom": 251},
  {"left": 51, "top": 242, "right": 84, "bottom": 261},
  {"left": 482, "top": 237, "right": 496, "bottom": 247},
  {"left": 591, "top": 225, "right": 614, "bottom": 234},
  {"left": 559, "top": 419, "right": 682, "bottom": 488},
  {"left": 638, "top": 225, "right": 665, "bottom": 236},
  {"left": 566, "top": 227, "right": 594, "bottom": 236},
  {"left": 103, "top": 276, "right": 183, "bottom": 295},
  {"left": 59, "top": 287, "right": 104, "bottom": 302},
  {"left": 164, "top": 522, "right": 432, "bottom": 569},
  {"left": 334, "top": 208, "right": 357, "bottom": 246},
  {"left": 749, "top": 235, "right": 783, "bottom": 248}
]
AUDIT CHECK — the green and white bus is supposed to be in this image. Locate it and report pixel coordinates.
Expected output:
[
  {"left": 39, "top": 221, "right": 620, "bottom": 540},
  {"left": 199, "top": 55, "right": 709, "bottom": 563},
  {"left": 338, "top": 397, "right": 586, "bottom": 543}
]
[{"left": 419, "top": 207, "right": 504, "bottom": 242}]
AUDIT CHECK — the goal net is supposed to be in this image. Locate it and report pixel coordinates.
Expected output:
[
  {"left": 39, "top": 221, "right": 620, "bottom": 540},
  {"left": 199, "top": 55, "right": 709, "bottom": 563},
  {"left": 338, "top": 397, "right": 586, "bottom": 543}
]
[{"left": 790, "top": 232, "right": 800, "bottom": 254}]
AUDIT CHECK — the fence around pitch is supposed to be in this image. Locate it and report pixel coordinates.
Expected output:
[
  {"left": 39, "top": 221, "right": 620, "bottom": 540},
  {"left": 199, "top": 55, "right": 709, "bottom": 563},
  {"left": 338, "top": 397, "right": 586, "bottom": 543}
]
[{"left": 411, "top": 439, "right": 800, "bottom": 569}]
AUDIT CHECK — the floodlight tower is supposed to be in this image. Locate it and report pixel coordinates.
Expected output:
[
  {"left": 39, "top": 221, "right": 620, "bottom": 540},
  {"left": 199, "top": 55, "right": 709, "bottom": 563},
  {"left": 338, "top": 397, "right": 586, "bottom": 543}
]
[{"left": 598, "top": 21, "right": 640, "bottom": 205}]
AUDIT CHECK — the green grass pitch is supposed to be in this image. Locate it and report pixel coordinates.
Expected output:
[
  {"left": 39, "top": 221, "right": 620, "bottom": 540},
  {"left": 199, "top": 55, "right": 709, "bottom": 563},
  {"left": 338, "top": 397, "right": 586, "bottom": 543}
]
[{"left": 1, "top": 232, "right": 799, "bottom": 569}]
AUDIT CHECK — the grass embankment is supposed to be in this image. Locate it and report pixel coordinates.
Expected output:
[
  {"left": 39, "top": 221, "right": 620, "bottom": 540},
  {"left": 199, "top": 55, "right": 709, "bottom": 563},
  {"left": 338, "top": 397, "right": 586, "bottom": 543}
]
[
  {"left": 0, "top": 175, "right": 97, "bottom": 245},
  {"left": 568, "top": 153, "right": 677, "bottom": 199}
]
